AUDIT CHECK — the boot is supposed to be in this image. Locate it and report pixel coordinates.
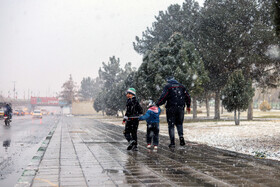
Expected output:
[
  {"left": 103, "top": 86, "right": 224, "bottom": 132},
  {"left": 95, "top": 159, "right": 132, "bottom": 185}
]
[
  {"left": 127, "top": 140, "right": 135, "bottom": 150},
  {"left": 132, "top": 145, "right": 138, "bottom": 151},
  {"left": 180, "top": 137, "right": 185, "bottom": 146},
  {"left": 168, "top": 144, "right": 175, "bottom": 148}
]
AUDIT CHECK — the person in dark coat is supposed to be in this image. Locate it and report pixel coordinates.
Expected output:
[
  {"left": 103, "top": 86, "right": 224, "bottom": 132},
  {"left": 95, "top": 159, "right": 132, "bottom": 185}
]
[
  {"left": 122, "top": 88, "right": 143, "bottom": 151},
  {"left": 4, "top": 103, "right": 13, "bottom": 120},
  {"left": 156, "top": 76, "right": 191, "bottom": 148}
]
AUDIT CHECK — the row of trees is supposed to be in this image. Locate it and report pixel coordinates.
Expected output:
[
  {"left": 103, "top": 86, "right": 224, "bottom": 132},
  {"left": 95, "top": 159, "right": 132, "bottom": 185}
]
[
  {"left": 132, "top": 0, "right": 279, "bottom": 123},
  {"left": 60, "top": 0, "right": 279, "bottom": 125}
]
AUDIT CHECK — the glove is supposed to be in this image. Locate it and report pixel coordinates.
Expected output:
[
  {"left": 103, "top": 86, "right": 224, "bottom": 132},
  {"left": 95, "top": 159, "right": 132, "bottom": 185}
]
[
  {"left": 122, "top": 116, "right": 128, "bottom": 125},
  {"left": 123, "top": 116, "right": 128, "bottom": 120},
  {"left": 187, "top": 107, "right": 191, "bottom": 114}
]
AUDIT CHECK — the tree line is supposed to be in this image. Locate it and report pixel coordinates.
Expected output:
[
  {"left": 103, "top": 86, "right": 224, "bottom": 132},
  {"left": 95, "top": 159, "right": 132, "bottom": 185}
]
[{"left": 60, "top": 0, "right": 280, "bottom": 125}]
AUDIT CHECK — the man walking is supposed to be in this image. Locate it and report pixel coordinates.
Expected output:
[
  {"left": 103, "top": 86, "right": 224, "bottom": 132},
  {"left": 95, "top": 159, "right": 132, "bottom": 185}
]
[{"left": 156, "top": 76, "right": 191, "bottom": 148}]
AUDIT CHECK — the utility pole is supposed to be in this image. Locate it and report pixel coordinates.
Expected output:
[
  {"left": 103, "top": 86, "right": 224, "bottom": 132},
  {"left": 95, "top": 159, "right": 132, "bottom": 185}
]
[{"left": 12, "top": 81, "right": 16, "bottom": 100}]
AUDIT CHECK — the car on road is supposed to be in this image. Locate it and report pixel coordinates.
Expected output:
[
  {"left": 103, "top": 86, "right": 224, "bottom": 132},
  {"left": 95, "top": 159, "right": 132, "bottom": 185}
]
[
  {"left": 0, "top": 108, "right": 4, "bottom": 119},
  {"left": 32, "top": 110, "right": 42, "bottom": 118},
  {"left": 17, "top": 109, "right": 25, "bottom": 116}
]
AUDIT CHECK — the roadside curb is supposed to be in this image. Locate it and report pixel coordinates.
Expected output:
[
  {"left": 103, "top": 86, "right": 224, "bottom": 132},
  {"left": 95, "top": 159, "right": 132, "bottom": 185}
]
[{"left": 15, "top": 121, "right": 59, "bottom": 187}]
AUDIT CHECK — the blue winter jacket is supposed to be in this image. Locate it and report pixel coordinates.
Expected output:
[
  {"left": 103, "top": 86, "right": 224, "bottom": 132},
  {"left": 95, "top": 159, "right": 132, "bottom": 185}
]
[{"left": 139, "top": 106, "right": 161, "bottom": 124}]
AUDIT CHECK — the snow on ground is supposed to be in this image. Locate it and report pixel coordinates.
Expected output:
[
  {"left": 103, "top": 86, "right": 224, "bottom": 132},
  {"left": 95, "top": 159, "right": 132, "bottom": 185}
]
[
  {"left": 183, "top": 120, "right": 280, "bottom": 161},
  {"left": 90, "top": 114, "right": 280, "bottom": 162}
]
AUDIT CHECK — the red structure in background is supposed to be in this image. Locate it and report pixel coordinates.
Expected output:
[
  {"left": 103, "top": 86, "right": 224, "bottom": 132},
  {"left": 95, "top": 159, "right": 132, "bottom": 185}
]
[{"left": 30, "top": 97, "right": 59, "bottom": 106}]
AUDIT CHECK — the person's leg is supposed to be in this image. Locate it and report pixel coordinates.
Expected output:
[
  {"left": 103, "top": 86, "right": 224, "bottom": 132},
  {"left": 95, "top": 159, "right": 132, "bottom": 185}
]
[
  {"left": 124, "top": 122, "right": 132, "bottom": 142},
  {"left": 175, "top": 107, "right": 185, "bottom": 146},
  {"left": 146, "top": 124, "right": 152, "bottom": 145},
  {"left": 167, "top": 108, "right": 176, "bottom": 147},
  {"left": 153, "top": 123, "right": 159, "bottom": 146},
  {"left": 131, "top": 120, "right": 139, "bottom": 149}
]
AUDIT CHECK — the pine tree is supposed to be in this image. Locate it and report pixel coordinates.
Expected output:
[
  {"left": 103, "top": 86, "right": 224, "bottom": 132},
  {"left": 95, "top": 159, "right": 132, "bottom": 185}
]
[
  {"left": 199, "top": 0, "right": 278, "bottom": 119},
  {"left": 60, "top": 74, "right": 77, "bottom": 105},
  {"left": 221, "top": 70, "right": 255, "bottom": 125},
  {"left": 96, "top": 57, "right": 136, "bottom": 116},
  {"left": 79, "top": 77, "right": 95, "bottom": 101},
  {"left": 133, "top": 0, "right": 200, "bottom": 55},
  {"left": 136, "top": 33, "right": 209, "bottom": 117}
]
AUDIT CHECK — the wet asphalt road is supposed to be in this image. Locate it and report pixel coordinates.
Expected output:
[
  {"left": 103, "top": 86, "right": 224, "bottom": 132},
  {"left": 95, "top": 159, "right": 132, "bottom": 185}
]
[{"left": 0, "top": 115, "right": 58, "bottom": 187}]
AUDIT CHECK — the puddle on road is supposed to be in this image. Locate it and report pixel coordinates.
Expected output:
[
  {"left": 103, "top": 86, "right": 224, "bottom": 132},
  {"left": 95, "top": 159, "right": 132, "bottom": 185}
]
[
  {"left": 102, "top": 169, "right": 128, "bottom": 174},
  {"left": 3, "top": 140, "right": 11, "bottom": 150}
]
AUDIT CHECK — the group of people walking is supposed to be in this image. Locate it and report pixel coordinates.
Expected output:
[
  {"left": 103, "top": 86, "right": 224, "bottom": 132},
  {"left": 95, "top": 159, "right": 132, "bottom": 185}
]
[{"left": 122, "top": 76, "right": 191, "bottom": 151}]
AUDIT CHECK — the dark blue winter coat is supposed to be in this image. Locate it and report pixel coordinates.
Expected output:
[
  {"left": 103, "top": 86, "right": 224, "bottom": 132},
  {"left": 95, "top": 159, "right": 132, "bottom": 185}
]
[
  {"left": 5, "top": 104, "right": 12, "bottom": 115},
  {"left": 156, "top": 79, "right": 191, "bottom": 109},
  {"left": 139, "top": 106, "right": 161, "bottom": 124}
]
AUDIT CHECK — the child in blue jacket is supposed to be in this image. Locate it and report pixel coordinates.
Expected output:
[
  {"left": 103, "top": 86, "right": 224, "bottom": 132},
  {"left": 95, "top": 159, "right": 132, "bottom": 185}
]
[{"left": 139, "top": 101, "right": 161, "bottom": 150}]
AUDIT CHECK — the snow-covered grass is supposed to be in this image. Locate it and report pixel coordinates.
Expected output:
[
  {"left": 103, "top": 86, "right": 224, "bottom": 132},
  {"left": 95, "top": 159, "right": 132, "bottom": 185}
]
[
  {"left": 85, "top": 109, "right": 280, "bottom": 161},
  {"left": 182, "top": 120, "right": 280, "bottom": 161}
]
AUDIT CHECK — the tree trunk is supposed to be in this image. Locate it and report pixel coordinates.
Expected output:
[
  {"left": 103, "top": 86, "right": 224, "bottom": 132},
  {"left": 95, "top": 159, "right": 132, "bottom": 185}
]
[
  {"left": 193, "top": 96, "right": 197, "bottom": 119},
  {"left": 247, "top": 99, "right": 253, "bottom": 120},
  {"left": 214, "top": 90, "right": 220, "bottom": 120},
  {"left": 205, "top": 93, "right": 210, "bottom": 117},
  {"left": 235, "top": 109, "right": 240, "bottom": 125},
  {"left": 238, "top": 110, "right": 241, "bottom": 125}
]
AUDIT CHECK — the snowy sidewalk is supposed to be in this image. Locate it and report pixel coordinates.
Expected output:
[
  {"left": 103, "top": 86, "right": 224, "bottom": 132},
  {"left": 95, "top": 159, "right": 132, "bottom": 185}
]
[
  {"left": 16, "top": 116, "right": 280, "bottom": 187},
  {"left": 96, "top": 115, "right": 280, "bottom": 161}
]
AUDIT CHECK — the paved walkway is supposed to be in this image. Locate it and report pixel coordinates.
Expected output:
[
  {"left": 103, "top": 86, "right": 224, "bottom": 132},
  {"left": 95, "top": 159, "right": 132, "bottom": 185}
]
[{"left": 16, "top": 117, "right": 280, "bottom": 187}]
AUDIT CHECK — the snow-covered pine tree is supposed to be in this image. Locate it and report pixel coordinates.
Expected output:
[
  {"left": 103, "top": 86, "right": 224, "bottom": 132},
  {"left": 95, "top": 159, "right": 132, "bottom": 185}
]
[{"left": 221, "top": 70, "right": 254, "bottom": 125}]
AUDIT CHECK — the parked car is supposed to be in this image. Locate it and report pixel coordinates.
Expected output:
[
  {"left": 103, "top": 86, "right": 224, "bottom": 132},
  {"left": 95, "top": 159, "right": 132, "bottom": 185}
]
[
  {"left": 32, "top": 110, "right": 42, "bottom": 118},
  {"left": 14, "top": 109, "right": 19, "bottom": 115},
  {"left": 17, "top": 110, "right": 25, "bottom": 116},
  {"left": 0, "top": 108, "right": 4, "bottom": 118}
]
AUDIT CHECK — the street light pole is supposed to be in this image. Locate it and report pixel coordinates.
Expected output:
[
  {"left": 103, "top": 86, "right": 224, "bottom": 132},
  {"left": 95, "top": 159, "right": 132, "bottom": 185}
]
[{"left": 12, "top": 81, "right": 16, "bottom": 100}]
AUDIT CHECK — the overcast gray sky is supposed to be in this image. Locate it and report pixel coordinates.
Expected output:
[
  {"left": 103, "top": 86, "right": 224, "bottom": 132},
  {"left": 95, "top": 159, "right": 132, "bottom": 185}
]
[{"left": 0, "top": 0, "right": 204, "bottom": 99}]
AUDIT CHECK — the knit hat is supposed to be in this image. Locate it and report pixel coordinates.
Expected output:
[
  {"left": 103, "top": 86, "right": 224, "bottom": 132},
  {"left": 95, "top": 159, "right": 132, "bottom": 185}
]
[
  {"left": 126, "top": 88, "right": 136, "bottom": 95},
  {"left": 147, "top": 100, "right": 155, "bottom": 108}
]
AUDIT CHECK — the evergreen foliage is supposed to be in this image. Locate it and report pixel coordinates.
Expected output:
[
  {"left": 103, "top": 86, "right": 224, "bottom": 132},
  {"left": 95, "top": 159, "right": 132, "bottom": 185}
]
[
  {"left": 135, "top": 33, "right": 209, "bottom": 101},
  {"left": 133, "top": 0, "right": 200, "bottom": 55},
  {"left": 221, "top": 70, "right": 254, "bottom": 125},
  {"left": 79, "top": 77, "right": 96, "bottom": 101},
  {"left": 93, "top": 57, "right": 136, "bottom": 116}
]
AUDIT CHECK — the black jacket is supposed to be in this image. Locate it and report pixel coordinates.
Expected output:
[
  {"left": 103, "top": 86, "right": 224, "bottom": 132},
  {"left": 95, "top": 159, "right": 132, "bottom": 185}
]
[
  {"left": 156, "top": 79, "right": 191, "bottom": 109},
  {"left": 5, "top": 104, "right": 13, "bottom": 114},
  {"left": 124, "top": 97, "right": 143, "bottom": 121}
]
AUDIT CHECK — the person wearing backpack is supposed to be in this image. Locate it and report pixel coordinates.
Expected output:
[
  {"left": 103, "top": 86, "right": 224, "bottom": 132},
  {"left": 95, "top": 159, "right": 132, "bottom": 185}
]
[{"left": 156, "top": 76, "right": 191, "bottom": 148}]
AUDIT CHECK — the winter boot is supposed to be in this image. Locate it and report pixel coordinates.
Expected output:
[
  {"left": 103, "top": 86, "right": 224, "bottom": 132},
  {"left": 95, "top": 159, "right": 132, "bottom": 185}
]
[
  {"left": 132, "top": 145, "right": 138, "bottom": 151},
  {"left": 168, "top": 143, "right": 175, "bottom": 148},
  {"left": 127, "top": 140, "right": 136, "bottom": 150},
  {"left": 180, "top": 137, "right": 185, "bottom": 146}
]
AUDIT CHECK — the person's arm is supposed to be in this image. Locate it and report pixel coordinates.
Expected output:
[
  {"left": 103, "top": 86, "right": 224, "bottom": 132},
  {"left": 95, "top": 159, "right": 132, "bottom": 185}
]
[
  {"left": 123, "top": 101, "right": 130, "bottom": 124},
  {"left": 139, "top": 111, "right": 151, "bottom": 121},
  {"left": 156, "top": 85, "right": 169, "bottom": 106},
  {"left": 185, "top": 88, "right": 191, "bottom": 114}
]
